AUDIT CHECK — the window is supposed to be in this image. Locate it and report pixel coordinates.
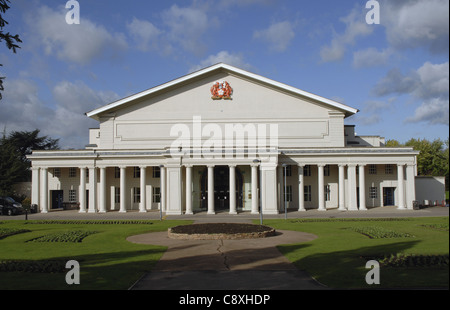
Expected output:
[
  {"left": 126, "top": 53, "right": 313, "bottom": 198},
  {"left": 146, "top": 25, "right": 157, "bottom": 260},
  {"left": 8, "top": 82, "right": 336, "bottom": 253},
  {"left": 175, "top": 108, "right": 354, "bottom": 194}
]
[
  {"left": 69, "top": 167, "right": 77, "bottom": 178},
  {"left": 303, "top": 165, "right": 311, "bottom": 177},
  {"left": 153, "top": 187, "right": 161, "bottom": 203},
  {"left": 282, "top": 165, "right": 292, "bottom": 177},
  {"left": 133, "top": 167, "right": 140, "bottom": 178},
  {"left": 53, "top": 168, "right": 61, "bottom": 178},
  {"left": 153, "top": 167, "right": 160, "bottom": 178},
  {"left": 325, "top": 185, "right": 331, "bottom": 201},
  {"left": 69, "top": 190, "right": 77, "bottom": 202},
  {"left": 369, "top": 187, "right": 378, "bottom": 199},
  {"left": 369, "top": 164, "right": 377, "bottom": 175},
  {"left": 324, "top": 165, "right": 330, "bottom": 176},
  {"left": 114, "top": 167, "right": 120, "bottom": 178},
  {"left": 114, "top": 187, "right": 120, "bottom": 203},
  {"left": 283, "top": 185, "right": 293, "bottom": 202},
  {"left": 385, "top": 164, "right": 393, "bottom": 174},
  {"left": 304, "top": 185, "right": 312, "bottom": 202},
  {"left": 133, "top": 187, "right": 140, "bottom": 203}
]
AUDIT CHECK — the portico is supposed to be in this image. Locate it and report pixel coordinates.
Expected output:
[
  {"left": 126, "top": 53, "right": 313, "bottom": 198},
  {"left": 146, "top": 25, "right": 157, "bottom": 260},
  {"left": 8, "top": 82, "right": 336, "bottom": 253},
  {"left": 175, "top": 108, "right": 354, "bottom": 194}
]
[{"left": 28, "top": 63, "right": 418, "bottom": 215}]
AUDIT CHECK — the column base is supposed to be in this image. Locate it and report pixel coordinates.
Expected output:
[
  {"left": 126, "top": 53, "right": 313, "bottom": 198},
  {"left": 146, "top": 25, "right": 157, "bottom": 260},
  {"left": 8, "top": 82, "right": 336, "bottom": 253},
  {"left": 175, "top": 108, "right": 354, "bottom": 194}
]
[
  {"left": 78, "top": 210, "right": 86, "bottom": 213},
  {"left": 397, "top": 206, "right": 407, "bottom": 210},
  {"left": 139, "top": 210, "right": 147, "bottom": 213},
  {"left": 229, "top": 211, "right": 238, "bottom": 215},
  {"left": 298, "top": 208, "right": 306, "bottom": 212},
  {"left": 185, "top": 211, "right": 194, "bottom": 215},
  {"left": 318, "top": 208, "right": 327, "bottom": 212}
]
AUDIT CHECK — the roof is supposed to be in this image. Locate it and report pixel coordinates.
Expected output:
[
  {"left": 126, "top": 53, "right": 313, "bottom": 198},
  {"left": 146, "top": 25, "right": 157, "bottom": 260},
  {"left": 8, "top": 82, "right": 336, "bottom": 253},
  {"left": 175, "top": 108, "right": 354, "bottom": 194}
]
[{"left": 85, "top": 63, "right": 359, "bottom": 121}]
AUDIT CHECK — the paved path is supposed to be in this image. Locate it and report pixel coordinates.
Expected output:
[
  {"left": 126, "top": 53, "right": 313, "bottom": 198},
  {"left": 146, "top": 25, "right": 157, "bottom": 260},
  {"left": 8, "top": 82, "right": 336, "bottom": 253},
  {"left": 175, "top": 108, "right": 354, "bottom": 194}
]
[{"left": 127, "top": 229, "right": 326, "bottom": 290}]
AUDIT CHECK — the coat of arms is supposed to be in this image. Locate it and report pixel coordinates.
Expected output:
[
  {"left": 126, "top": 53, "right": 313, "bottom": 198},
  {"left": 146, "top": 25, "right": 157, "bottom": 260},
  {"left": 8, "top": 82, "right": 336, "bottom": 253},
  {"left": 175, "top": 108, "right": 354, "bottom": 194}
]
[{"left": 210, "top": 81, "right": 233, "bottom": 100}]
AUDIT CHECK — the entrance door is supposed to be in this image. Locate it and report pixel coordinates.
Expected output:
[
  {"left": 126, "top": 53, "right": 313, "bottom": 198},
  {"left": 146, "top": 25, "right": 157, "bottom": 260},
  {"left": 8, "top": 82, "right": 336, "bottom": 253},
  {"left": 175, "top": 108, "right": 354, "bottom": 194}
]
[
  {"left": 200, "top": 166, "right": 243, "bottom": 212},
  {"left": 51, "top": 190, "right": 63, "bottom": 209},
  {"left": 383, "top": 187, "right": 395, "bottom": 206}
]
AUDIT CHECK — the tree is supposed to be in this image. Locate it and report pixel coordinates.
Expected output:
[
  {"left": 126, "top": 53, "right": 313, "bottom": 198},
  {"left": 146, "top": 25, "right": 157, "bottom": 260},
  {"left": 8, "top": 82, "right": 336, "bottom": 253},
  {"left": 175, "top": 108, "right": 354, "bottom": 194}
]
[
  {"left": 0, "top": 130, "right": 59, "bottom": 196},
  {"left": 0, "top": 0, "right": 22, "bottom": 99}
]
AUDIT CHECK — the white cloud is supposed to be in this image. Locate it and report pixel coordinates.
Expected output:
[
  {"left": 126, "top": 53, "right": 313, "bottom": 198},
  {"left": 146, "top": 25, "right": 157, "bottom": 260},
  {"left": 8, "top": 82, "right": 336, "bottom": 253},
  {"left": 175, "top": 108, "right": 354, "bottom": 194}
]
[
  {"left": 26, "top": 5, "right": 127, "bottom": 65},
  {"left": 161, "top": 4, "right": 217, "bottom": 56},
  {"left": 372, "top": 61, "right": 449, "bottom": 125},
  {"left": 353, "top": 48, "right": 392, "bottom": 68},
  {"left": 320, "top": 7, "right": 373, "bottom": 62},
  {"left": 0, "top": 79, "right": 119, "bottom": 149},
  {"left": 126, "top": 17, "right": 162, "bottom": 52},
  {"left": 380, "top": 0, "right": 449, "bottom": 54},
  {"left": 253, "top": 21, "right": 295, "bottom": 52},
  {"left": 189, "top": 51, "right": 253, "bottom": 72}
]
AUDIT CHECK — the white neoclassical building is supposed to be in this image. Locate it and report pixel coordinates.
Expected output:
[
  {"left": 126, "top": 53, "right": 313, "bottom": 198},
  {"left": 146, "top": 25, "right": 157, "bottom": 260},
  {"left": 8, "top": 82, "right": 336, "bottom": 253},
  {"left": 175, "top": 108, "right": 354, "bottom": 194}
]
[{"left": 28, "top": 63, "right": 418, "bottom": 215}]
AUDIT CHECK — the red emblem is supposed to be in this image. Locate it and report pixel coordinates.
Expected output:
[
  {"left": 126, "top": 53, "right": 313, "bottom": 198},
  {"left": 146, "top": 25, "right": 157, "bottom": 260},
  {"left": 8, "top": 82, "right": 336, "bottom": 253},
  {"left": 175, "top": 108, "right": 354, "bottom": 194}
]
[{"left": 210, "top": 81, "right": 233, "bottom": 100}]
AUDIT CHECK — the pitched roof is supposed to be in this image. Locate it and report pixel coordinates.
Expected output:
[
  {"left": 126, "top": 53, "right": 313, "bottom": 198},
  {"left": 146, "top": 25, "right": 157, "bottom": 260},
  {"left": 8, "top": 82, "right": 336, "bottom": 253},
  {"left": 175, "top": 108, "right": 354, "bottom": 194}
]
[{"left": 85, "top": 63, "right": 359, "bottom": 120}]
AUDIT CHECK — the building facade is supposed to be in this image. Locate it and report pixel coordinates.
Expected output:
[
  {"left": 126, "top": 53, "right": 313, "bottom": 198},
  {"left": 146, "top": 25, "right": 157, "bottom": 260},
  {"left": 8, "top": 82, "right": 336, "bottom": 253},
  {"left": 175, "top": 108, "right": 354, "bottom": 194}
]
[{"left": 28, "top": 63, "right": 418, "bottom": 215}]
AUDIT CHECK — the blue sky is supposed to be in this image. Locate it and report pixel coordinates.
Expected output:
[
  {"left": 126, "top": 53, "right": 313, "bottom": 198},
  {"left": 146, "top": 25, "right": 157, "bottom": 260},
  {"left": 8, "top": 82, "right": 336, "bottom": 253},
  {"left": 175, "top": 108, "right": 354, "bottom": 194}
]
[{"left": 1, "top": 0, "right": 448, "bottom": 149}]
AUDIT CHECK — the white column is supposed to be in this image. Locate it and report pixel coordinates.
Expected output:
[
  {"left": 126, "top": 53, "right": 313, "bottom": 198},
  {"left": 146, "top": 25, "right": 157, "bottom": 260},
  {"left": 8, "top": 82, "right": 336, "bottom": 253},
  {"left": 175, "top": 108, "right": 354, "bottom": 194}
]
[
  {"left": 185, "top": 165, "right": 193, "bottom": 215},
  {"left": 79, "top": 167, "right": 86, "bottom": 213},
  {"left": 41, "top": 168, "right": 48, "bottom": 213},
  {"left": 229, "top": 165, "right": 237, "bottom": 214},
  {"left": 88, "top": 167, "right": 97, "bottom": 213},
  {"left": 166, "top": 165, "right": 183, "bottom": 215},
  {"left": 139, "top": 166, "right": 147, "bottom": 213},
  {"left": 358, "top": 164, "right": 367, "bottom": 210},
  {"left": 120, "top": 166, "right": 127, "bottom": 213},
  {"left": 99, "top": 167, "right": 106, "bottom": 213},
  {"left": 406, "top": 164, "right": 416, "bottom": 210},
  {"left": 277, "top": 165, "right": 283, "bottom": 211},
  {"left": 251, "top": 164, "right": 259, "bottom": 214},
  {"left": 347, "top": 164, "right": 358, "bottom": 211},
  {"left": 160, "top": 166, "right": 166, "bottom": 212},
  {"left": 318, "top": 164, "right": 326, "bottom": 211},
  {"left": 207, "top": 165, "right": 215, "bottom": 214},
  {"left": 298, "top": 164, "right": 305, "bottom": 211},
  {"left": 338, "top": 165, "right": 347, "bottom": 211},
  {"left": 338, "top": 164, "right": 346, "bottom": 211},
  {"left": 31, "top": 167, "right": 40, "bottom": 208},
  {"left": 397, "top": 164, "right": 406, "bottom": 210}
]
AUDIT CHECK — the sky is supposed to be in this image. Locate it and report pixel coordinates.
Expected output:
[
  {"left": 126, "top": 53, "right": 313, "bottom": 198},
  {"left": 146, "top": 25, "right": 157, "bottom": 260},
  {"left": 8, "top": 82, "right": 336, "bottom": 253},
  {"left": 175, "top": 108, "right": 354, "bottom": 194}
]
[{"left": 0, "top": 0, "right": 448, "bottom": 149}]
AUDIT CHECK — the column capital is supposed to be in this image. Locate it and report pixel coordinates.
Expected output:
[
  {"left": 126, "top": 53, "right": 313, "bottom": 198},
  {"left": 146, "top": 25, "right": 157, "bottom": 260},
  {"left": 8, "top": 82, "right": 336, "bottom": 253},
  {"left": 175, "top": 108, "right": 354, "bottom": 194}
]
[
  {"left": 207, "top": 164, "right": 215, "bottom": 168},
  {"left": 317, "top": 163, "right": 326, "bottom": 167},
  {"left": 228, "top": 164, "right": 237, "bottom": 168},
  {"left": 338, "top": 164, "right": 347, "bottom": 167},
  {"left": 358, "top": 164, "right": 366, "bottom": 167},
  {"left": 297, "top": 163, "right": 305, "bottom": 168},
  {"left": 184, "top": 164, "right": 193, "bottom": 168},
  {"left": 139, "top": 165, "right": 147, "bottom": 169}
]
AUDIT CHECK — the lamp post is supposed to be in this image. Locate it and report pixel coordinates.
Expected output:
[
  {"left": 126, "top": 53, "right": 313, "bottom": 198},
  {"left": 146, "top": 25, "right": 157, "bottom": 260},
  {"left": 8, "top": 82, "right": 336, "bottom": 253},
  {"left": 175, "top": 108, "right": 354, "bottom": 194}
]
[
  {"left": 253, "top": 159, "right": 262, "bottom": 225},
  {"left": 282, "top": 163, "right": 287, "bottom": 220}
]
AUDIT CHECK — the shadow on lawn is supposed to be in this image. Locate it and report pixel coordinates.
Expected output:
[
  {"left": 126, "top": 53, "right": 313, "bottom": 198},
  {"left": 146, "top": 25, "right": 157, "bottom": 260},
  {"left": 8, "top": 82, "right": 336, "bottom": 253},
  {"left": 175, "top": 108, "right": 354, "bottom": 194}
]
[{"left": 276, "top": 240, "right": 447, "bottom": 288}]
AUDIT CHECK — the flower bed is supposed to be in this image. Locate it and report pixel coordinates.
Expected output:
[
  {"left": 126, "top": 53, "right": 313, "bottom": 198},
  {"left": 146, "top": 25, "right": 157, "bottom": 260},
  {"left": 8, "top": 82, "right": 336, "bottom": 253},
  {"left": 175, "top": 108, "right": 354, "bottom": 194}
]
[{"left": 168, "top": 223, "right": 276, "bottom": 240}]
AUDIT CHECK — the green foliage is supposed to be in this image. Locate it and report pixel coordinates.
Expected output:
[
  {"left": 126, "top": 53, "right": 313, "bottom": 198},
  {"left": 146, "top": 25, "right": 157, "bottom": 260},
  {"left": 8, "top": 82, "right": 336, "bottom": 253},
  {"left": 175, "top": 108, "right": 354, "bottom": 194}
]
[
  {"left": 0, "top": 260, "right": 67, "bottom": 273},
  {"left": 0, "top": 227, "right": 30, "bottom": 239},
  {"left": 25, "top": 220, "right": 155, "bottom": 225},
  {"left": 346, "top": 226, "right": 415, "bottom": 239},
  {"left": 28, "top": 230, "right": 98, "bottom": 243},
  {"left": 369, "top": 254, "right": 449, "bottom": 268}
]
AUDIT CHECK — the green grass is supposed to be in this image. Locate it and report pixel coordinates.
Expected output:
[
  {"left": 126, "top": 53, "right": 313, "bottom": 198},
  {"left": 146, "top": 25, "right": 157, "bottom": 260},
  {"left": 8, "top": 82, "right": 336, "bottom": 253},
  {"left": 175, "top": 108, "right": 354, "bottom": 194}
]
[
  {"left": 0, "top": 219, "right": 191, "bottom": 290},
  {"left": 259, "top": 217, "right": 449, "bottom": 289},
  {"left": 0, "top": 217, "right": 448, "bottom": 290}
]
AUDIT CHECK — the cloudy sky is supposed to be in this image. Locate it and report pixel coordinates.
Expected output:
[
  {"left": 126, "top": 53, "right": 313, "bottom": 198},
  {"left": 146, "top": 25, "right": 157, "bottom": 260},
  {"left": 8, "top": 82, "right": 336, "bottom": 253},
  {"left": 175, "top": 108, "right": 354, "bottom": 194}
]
[{"left": 1, "top": 0, "right": 448, "bottom": 149}]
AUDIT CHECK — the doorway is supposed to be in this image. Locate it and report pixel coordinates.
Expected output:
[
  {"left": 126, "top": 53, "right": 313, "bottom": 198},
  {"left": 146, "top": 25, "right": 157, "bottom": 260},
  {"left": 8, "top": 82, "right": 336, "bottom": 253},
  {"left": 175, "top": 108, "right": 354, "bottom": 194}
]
[
  {"left": 51, "top": 190, "right": 63, "bottom": 209},
  {"left": 200, "top": 166, "right": 244, "bottom": 212},
  {"left": 383, "top": 187, "right": 395, "bottom": 206}
]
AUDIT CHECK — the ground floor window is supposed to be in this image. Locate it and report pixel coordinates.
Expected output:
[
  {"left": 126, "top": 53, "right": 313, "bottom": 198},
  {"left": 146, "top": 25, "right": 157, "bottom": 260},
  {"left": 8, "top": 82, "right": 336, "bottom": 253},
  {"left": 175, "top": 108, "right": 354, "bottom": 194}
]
[
  {"left": 304, "top": 185, "right": 312, "bottom": 202},
  {"left": 153, "top": 187, "right": 161, "bottom": 203},
  {"left": 325, "top": 185, "right": 331, "bottom": 201},
  {"left": 283, "top": 185, "right": 293, "bottom": 202},
  {"left": 114, "top": 187, "right": 120, "bottom": 203},
  {"left": 133, "top": 187, "right": 140, "bottom": 203},
  {"left": 69, "top": 190, "right": 77, "bottom": 202},
  {"left": 369, "top": 187, "right": 378, "bottom": 199}
]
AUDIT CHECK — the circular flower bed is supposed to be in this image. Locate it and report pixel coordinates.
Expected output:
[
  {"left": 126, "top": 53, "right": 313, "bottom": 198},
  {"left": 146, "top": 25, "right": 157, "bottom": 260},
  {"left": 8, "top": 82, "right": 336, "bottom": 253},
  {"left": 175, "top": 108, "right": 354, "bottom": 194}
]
[{"left": 168, "top": 223, "right": 276, "bottom": 240}]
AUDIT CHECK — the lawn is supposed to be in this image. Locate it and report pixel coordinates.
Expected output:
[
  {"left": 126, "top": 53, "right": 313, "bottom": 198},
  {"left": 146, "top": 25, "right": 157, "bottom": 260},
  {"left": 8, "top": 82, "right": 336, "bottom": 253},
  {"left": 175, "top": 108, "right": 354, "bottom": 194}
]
[
  {"left": 0, "top": 219, "right": 191, "bottom": 290},
  {"left": 261, "top": 217, "right": 449, "bottom": 289},
  {"left": 0, "top": 217, "right": 448, "bottom": 290}
]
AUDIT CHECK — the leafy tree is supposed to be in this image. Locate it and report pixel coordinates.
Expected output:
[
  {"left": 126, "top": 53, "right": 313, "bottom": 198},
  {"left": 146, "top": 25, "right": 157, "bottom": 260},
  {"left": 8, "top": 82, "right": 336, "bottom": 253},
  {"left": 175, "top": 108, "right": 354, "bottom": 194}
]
[
  {"left": 0, "top": 0, "right": 22, "bottom": 99},
  {"left": 0, "top": 130, "right": 59, "bottom": 196}
]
